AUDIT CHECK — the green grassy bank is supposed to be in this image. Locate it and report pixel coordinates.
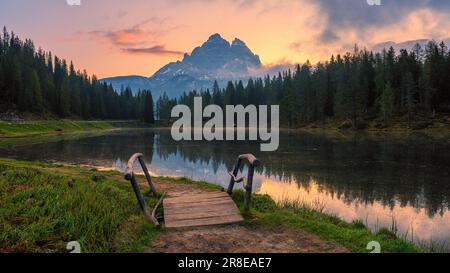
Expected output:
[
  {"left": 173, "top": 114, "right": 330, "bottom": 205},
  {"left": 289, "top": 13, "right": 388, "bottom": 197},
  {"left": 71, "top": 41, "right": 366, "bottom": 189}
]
[
  {"left": 0, "top": 120, "right": 147, "bottom": 138},
  {"left": 0, "top": 158, "right": 162, "bottom": 253},
  {"left": 0, "top": 158, "right": 420, "bottom": 253},
  {"left": 298, "top": 114, "right": 450, "bottom": 143}
]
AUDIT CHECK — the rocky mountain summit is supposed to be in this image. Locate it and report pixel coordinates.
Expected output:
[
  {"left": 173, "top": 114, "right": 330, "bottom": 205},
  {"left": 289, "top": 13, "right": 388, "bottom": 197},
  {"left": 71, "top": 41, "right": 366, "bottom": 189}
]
[{"left": 102, "top": 34, "right": 263, "bottom": 98}]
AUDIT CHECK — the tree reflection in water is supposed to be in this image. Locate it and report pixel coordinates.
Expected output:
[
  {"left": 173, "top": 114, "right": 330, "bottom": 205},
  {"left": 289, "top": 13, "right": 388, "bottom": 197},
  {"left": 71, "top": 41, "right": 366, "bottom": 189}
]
[{"left": 1, "top": 129, "right": 450, "bottom": 243}]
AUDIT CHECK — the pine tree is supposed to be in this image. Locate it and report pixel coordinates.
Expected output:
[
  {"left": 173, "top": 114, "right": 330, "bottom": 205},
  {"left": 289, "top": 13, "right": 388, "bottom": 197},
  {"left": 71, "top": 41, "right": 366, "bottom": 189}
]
[
  {"left": 212, "top": 80, "right": 223, "bottom": 107},
  {"left": 379, "top": 82, "right": 395, "bottom": 127},
  {"left": 30, "top": 70, "right": 43, "bottom": 112},
  {"left": 202, "top": 89, "right": 212, "bottom": 105},
  {"left": 402, "top": 72, "right": 417, "bottom": 127},
  {"left": 143, "top": 91, "right": 155, "bottom": 124},
  {"left": 59, "top": 77, "right": 71, "bottom": 117},
  {"left": 69, "top": 62, "right": 81, "bottom": 116},
  {"left": 19, "top": 68, "right": 33, "bottom": 111},
  {"left": 0, "top": 54, "right": 4, "bottom": 103},
  {"left": 224, "top": 81, "right": 235, "bottom": 106}
]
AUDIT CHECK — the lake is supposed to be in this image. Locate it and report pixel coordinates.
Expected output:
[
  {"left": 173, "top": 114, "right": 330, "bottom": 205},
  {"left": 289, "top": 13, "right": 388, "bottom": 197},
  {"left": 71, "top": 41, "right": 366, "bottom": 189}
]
[{"left": 1, "top": 128, "right": 450, "bottom": 247}]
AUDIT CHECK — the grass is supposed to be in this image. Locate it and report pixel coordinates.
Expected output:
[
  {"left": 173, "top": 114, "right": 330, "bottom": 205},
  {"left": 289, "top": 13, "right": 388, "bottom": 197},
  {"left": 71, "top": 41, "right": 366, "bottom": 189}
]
[
  {"left": 0, "top": 120, "right": 148, "bottom": 138},
  {"left": 232, "top": 191, "right": 421, "bottom": 253},
  {"left": 0, "top": 158, "right": 161, "bottom": 253},
  {"left": 299, "top": 115, "right": 450, "bottom": 143},
  {"left": 0, "top": 158, "right": 424, "bottom": 253},
  {"left": 0, "top": 129, "right": 115, "bottom": 147}
]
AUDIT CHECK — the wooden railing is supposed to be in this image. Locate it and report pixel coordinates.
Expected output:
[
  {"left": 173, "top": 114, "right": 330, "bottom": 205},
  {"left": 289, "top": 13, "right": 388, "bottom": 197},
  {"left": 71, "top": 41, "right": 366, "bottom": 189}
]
[
  {"left": 125, "top": 152, "right": 260, "bottom": 225},
  {"left": 124, "top": 153, "right": 162, "bottom": 227},
  {"left": 227, "top": 154, "right": 261, "bottom": 211}
]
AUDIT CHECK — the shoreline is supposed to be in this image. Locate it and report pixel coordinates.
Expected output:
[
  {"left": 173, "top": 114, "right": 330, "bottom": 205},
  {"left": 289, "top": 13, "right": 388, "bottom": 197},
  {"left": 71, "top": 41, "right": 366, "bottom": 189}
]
[
  {"left": 2, "top": 122, "right": 449, "bottom": 148},
  {"left": 2, "top": 117, "right": 450, "bottom": 138},
  {"left": 0, "top": 120, "right": 151, "bottom": 138},
  {"left": 0, "top": 158, "right": 421, "bottom": 253},
  {"left": 0, "top": 120, "right": 153, "bottom": 147}
]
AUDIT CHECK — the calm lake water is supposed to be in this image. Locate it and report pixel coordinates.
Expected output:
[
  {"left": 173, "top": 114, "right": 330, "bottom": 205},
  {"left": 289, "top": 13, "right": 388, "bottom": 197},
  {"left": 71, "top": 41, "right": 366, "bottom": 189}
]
[{"left": 1, "top": 129, "right": 450, "bottom": 247}]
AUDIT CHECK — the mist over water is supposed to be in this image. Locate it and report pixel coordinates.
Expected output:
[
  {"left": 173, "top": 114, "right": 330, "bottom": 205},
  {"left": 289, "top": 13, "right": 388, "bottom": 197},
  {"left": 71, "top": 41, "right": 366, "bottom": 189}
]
[{"left": 1, "top": 129, "right": 450, "bottom": 245}]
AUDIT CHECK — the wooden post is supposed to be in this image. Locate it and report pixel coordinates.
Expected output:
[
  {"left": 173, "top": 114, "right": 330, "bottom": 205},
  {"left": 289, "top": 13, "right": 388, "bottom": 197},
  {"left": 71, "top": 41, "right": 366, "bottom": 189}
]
[
  {"left": 138, "top": 156, "right": 156, "bottom": 195},
  {"left": 129, "top": 175, "right": 147, "bottom": 212},
  {"left": 227, "top": 158, "right": 242, "bottom": 195},
  {"left": 244, "top": 164, "right": 255, "bottom": 212},
  {"left": 129, "top": 174, "right": 159, "bottom": 226},
  {"left": 125, "top": 153, "right": 159, "bottom": 226},
  {"left": 227, "top": 154, "right": 260, "bottom": 211}
]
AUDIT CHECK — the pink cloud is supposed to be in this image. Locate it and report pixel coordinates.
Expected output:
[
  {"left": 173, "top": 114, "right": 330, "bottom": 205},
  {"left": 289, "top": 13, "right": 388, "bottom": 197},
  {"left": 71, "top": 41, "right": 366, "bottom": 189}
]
[{"left": 122, "top": 45, "right": 184, "bottom": 56}]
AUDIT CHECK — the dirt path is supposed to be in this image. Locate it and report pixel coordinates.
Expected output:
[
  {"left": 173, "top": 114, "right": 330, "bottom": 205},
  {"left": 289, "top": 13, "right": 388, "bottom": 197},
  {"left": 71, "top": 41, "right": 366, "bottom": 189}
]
[
  {"left": 149, "top": 225, "right": 349, "bottom": 253},
  {"left": 147, "top": 179, "right": 349, "bottom": 253}
]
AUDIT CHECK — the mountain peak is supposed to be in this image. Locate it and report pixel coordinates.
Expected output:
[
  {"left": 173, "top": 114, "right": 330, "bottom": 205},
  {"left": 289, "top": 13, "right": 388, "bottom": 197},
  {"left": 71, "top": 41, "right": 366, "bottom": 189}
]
[
  {"left": 206, "top": 33, "right": 228, "bottom": 44},
  {"left": 102, "top": 33, "right": 265, "bottom": 99},
  {"left": 231, "top": 38, "right": 246, "bottom": 47},
  {"left": 158, "top": 33, "right": 262, "bottom": 84}
]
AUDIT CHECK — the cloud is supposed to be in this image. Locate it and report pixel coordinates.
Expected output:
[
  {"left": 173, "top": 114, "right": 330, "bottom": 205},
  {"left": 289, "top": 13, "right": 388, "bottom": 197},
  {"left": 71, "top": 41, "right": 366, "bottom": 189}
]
[
  {"left": 87, "top": 28, "right": 148, "bottom": 47},
  {"left": 311, "top": 0, "right": 450, "bottom": 43},
  {"left": 122, "top": 46, "right": 184, "bottom": 56},
  {"left": 283, "top": 0, "right": 450, "bottom": 65},
  {"left": 314, "top": 0, "right": 450, "bottom": 28},
  {"left": 290, "top": 42, "right": 302, "bottom": 52},
  {"left": 318, "top": 29, "right": 340, "bottom": 44},
  {"left": 82, "top": 18, "right": 165, "bottom": 47},
  {"left": 76, "top": 17, "right": 184, "bottom": 57},
  {"left": 247, "top": 58, "right": 296, "bottom": 78}
]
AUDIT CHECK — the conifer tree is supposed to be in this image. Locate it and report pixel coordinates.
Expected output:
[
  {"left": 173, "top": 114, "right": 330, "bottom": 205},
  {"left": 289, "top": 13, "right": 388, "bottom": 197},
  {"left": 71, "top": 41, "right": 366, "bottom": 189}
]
[
  {"left": 143, "top": 91, "right": 155, "bottom": 124},
  {"left": 379, "top": 82, "right": 395, "bottom": 127},
  {"left": 402, "top": 72, "right": 416, "bottom": 127}
]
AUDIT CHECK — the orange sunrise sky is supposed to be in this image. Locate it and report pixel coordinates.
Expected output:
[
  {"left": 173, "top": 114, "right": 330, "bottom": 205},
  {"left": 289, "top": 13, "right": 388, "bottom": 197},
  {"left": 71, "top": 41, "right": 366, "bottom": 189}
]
[{"left": 1, "top": 0, "right": 449, "bottom": 78}]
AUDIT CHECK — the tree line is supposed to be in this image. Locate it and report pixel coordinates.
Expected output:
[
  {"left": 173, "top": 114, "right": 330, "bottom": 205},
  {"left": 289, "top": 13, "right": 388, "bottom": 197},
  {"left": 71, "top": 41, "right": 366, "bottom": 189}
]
[
  {"left": 2, "top": 27, "right": 449, "bottom": 128},
  {"left": 0, "top": 28, "right": 155, "bottom": 123},
  {"left": 156, "top": 42, "right": 450, "bottom": 128}
]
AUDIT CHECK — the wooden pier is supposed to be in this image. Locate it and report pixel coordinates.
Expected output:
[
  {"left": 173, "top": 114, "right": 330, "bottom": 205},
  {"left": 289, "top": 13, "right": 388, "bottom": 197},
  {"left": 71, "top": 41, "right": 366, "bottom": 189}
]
[
  {"left": 124, "top": 153, "right": 260, "bottom": 229},
  {"left": 163, "top": 192, "right": 243, "bottom": 228}
]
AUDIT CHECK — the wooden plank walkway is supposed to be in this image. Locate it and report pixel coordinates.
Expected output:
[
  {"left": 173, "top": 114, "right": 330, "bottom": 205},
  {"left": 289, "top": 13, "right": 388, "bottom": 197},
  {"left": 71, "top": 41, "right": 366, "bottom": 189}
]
[{"left": 164, "top": 192, "right": 244, "bottom": 228}]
